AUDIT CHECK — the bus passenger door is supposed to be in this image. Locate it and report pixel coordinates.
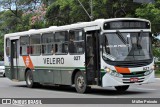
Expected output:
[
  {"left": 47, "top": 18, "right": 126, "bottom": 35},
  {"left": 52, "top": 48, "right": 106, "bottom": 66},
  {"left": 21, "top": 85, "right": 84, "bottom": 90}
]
[
  {"left": 10, "top": 40, "right": 19, "bottom": 80},
  {"left": 85, "top": 31, "right": 101, "bottom": 85}
]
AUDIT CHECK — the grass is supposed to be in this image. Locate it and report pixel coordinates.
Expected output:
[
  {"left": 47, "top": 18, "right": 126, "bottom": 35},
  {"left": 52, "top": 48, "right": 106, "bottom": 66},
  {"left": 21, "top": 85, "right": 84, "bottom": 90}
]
[
  {"left": 155, "top": 62, "right": 160, "bottom": 78},
  {"left": 155, "top": 73, "right": 160, "bottom": 78},
  {"left": 155, "top": 70, "right": 160, "bottom": 78}
]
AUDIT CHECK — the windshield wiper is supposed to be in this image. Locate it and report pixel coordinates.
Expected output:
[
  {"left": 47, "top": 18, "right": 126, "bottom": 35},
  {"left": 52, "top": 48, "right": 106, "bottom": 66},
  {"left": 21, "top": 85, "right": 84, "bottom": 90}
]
[
  {"left": 116, "top": 30, "right": 127, "bottom": 44},
  {"left": 137, "top": 30, "right": 143, "bottom": 48}
]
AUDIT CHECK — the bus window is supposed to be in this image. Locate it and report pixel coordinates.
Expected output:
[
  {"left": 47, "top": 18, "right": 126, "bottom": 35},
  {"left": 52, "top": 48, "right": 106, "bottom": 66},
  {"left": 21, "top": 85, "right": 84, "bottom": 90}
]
[
  {"left": 55, "top": 31, "right": 68, "bottom": 54},
  {"left": 20, "top": 36, "right": 29, "bottom": 55},
  {"left": 30, "top": 34, "right": 41, "bottom": 55},
  {"left": 69, "top": 30, "right": 84, "bottom": 54},
  {"left": 42, "top": 33, "right": 54, "bottom": 55},
  {"left": 6, "top": 38, "right": 10, "bottom": 56}
]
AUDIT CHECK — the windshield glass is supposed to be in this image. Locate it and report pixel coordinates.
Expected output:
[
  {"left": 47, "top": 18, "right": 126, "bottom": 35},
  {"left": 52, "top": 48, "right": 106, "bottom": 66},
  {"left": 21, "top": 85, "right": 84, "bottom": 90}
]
[{"left": 102, "top": 32, "right": 152, "bottom": 62}]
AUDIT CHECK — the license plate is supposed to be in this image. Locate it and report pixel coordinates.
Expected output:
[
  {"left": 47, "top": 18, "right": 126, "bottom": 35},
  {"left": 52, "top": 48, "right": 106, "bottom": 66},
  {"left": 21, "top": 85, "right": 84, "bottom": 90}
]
[{"left": 130, "top": 78, "right": 139, "bottom": 82}]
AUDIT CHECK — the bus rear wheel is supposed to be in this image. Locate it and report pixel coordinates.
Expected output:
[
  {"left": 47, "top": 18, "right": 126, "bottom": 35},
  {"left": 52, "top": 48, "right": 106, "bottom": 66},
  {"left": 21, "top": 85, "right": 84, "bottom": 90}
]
[
  {"left": 115, "top": 85, "right": 129, "bottom": 92},
  {"left": 74, "top": 72, "right": 89, "bottom": 93},
  {"left": 25, "top": 70, "right": 38, "bottom": 88}
]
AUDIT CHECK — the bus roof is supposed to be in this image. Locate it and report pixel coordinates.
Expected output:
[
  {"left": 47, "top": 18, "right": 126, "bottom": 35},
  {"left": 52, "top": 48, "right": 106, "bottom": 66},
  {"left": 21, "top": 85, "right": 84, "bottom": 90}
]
[{"left": 4, "top": 18, "right": 150, "bottom": 38}]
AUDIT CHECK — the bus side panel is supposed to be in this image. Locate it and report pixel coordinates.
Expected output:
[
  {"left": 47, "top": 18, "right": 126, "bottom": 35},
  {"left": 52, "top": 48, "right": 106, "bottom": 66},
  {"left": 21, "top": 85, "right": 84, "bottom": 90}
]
[
  {"left": 12, "top": 67, "right": 25, "bottom": 81},
  {"left": 33, "top": 69, "right": 54, "bottom": 84},
  {"left": 31, "top": 54, "right": 85, "bottom": 85},
  {"left": 18, "top": 67, "right": 25, "bottom": 81},
  {"left": 5, "top": 66, "right": 25, "bottom": 81},
  {"left": 32, "top": 69, "right": 73, "bottom": 85},
  {"left": 17, "top": 56, "right": 27, "bottom": 81},
  {"left": 61, "top": 70, "right": 73, "bottom": 85},
  {"left": 32, "top": 68, "right": 62, "bottom": 85},
  {"left": 32, "top": 70, "right": 39, "bottom": 82},
  {"left": 5, "top": 66, "right": 11, "bottom": 79},
  {"left": 53, "top": 70, "right": 61, "bottom": 84}
]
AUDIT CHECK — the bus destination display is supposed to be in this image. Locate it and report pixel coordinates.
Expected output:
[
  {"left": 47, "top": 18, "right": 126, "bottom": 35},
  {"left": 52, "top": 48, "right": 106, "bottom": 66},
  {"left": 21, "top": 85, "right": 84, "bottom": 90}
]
[{"left": 103, "top": 21, "right": 150, "bottom": 30}]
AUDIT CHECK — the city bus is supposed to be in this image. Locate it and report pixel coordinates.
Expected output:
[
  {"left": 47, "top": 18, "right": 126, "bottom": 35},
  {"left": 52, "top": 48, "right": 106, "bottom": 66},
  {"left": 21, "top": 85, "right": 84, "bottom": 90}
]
[{"left": 4, "top": 18, "right": 155, "bottom": 93}]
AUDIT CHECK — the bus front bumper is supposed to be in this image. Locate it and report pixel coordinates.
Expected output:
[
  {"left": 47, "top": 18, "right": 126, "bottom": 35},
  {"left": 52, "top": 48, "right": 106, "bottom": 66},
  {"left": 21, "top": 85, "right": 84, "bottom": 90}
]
[{"left": 102, "top": 71, "right": 155, "bottom": 87}]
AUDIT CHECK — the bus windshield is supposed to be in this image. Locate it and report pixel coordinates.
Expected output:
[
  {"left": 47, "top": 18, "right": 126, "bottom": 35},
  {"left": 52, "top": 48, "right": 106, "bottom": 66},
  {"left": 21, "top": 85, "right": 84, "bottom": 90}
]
[{"left": 102, "top": 32, "right": 152, "bottom": 62}]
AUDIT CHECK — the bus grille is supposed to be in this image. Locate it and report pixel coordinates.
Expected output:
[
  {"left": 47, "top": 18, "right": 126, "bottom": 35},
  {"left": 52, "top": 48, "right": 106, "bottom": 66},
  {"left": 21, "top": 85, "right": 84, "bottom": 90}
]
[
  {"left": 121, "top": 71, "right": 145, "bottom": 78},
  {"left": 121, "top": 71, "right": 145, "bottom": 84}
]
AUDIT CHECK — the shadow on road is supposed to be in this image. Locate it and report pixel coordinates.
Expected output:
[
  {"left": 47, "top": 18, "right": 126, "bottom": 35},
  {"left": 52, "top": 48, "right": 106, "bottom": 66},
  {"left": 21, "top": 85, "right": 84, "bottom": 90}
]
[
  {"left": 0, "top": 76, "right": 6, "bottom": 78},
  {"left": 12, "top": 84, "right": 150, "bottom": 96}
]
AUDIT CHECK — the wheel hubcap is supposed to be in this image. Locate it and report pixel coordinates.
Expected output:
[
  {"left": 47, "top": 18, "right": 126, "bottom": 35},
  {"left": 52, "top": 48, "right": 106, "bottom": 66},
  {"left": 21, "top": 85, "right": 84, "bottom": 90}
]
[
  {"left": 77, "top": 76, "right": 85, "bottom": 89},
  {"left": 27, "top": 74, "right": 32, "bottom": 85}
]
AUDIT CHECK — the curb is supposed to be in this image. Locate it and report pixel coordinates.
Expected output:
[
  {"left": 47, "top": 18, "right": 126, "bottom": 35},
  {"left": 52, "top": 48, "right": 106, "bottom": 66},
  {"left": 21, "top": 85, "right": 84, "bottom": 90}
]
[{"left": 155, "top": 78, "right": 160, "bottom": 80}]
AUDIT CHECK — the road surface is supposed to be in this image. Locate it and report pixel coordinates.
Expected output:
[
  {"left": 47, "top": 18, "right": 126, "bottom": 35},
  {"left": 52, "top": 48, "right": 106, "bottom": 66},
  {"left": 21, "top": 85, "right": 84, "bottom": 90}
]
[{"left": 0, "top": 77, "right": 160, "bottom": 107}]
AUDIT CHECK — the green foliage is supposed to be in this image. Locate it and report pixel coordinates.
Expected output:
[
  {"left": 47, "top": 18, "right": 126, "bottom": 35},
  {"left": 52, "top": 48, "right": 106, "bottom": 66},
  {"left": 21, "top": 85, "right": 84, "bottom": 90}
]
[
  {"left": 0, "top": 0, "right": 160, "bottom": 58},
  {"left": 0, "top": 10, "right": 21, "bottom": 33},
  {"left": 45, "top": 0, "right": 142, "bottom": 26},
  {"left": 131, "top": 1, "right": 160, "bottom": 56},
  {"left": 153, "top": 47, "right": 160, "bottom": 58},
  {"left": 136, "top": 3, "right": 160, "bottom": 33},
  {"left": 45, "top": 0, "right": 74, "bottom": 26}
]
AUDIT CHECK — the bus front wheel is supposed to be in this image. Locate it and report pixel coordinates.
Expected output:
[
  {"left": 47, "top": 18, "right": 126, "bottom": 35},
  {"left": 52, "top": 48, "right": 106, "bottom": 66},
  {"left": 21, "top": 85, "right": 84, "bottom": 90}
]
[
  {"left": 25, "top": 70, "right": 38, "bottom": 88},
  {"left": 115, "top": 85, "right": 129, "bottom": 92},
  {"left": 74, "top": 72, "right": 89, "bottom": 93},
  {"left": 3, "top": 73, "right": 5, "bottom": 77}
]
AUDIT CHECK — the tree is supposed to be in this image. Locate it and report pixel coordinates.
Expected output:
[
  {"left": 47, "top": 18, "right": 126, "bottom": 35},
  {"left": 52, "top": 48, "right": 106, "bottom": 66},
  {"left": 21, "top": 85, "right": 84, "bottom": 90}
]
[
  {"left": 45, "top": 0, "right": 72, "bottom": 26},
  {"left": 0, "top": 10, "right": 22, "bottom": 33},
  {"left": 45, "top": 0, "right": 106, "bottom": 26},
  {"left": 136, "top": 2, "right": 160, "bottom": 33},
  {"left": 45, "top": 0, "right": 142, "bottom": 26},
  {"left": 135, "top": 1, "right": 160, "bottom": 59},
  {"left": 0, "top": 0, "right": 47, "bottom": 57}
]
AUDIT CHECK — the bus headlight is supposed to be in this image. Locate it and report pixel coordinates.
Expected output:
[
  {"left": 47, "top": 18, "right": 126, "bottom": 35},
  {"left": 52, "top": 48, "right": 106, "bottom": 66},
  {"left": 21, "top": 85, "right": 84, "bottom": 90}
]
[
  {"left": 104, "top": 66, "right": 111, "bottom": 73},
  {"left": 104, "top": 67, "right": 123, "bottom": 78},
  {"left": 144, "top": 70, "right": 153, "bottom": 76},
  {"left": 106, "top": 68, "right": 111, "bottom": 73},
  {"left": 110, "top": 71, "right": 123, "bottom": 78}
]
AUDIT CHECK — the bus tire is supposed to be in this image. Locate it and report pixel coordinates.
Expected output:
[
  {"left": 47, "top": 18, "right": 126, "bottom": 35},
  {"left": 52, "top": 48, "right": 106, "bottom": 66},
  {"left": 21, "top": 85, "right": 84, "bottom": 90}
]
[
  {"left": 3, "top": 73, "right": 5, "bottom": 77},
  {"left": 25, "top": 70, "right": 38, "bottom": 88},
  {"left": 74, "top": 71, "right": 89, "bottom": 93},
  {"left": 115, "top": 85, "right": 129, "bottom": 92}
]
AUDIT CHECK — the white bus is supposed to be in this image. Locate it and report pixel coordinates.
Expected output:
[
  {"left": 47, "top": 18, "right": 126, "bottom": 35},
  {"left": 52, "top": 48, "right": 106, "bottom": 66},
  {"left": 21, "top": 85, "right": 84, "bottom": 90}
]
[{"left": 4, "top": 18, "right": 155, "bottom": 93}]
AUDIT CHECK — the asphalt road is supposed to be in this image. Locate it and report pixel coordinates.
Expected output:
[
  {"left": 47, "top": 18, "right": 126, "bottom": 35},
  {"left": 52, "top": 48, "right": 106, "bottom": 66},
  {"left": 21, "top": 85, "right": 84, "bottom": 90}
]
[{"left": 0, "top": 77, "right": 160, "bottom": 107}]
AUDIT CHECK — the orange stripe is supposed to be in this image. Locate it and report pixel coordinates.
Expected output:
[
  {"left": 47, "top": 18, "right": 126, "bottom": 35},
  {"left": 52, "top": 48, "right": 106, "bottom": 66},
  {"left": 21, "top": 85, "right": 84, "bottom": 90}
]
[
  {"left": 115, "top": 66, "right": 130, "bottom": 73},
  {"left": 22, "top": 56, "right": 34, "bottom": 69}
]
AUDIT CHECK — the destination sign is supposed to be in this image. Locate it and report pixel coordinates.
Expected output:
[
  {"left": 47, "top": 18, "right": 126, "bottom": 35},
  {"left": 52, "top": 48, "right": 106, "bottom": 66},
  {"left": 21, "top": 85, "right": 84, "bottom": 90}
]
[{"left": 103, "top": 20, "right": 150, "bottom": 30}]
